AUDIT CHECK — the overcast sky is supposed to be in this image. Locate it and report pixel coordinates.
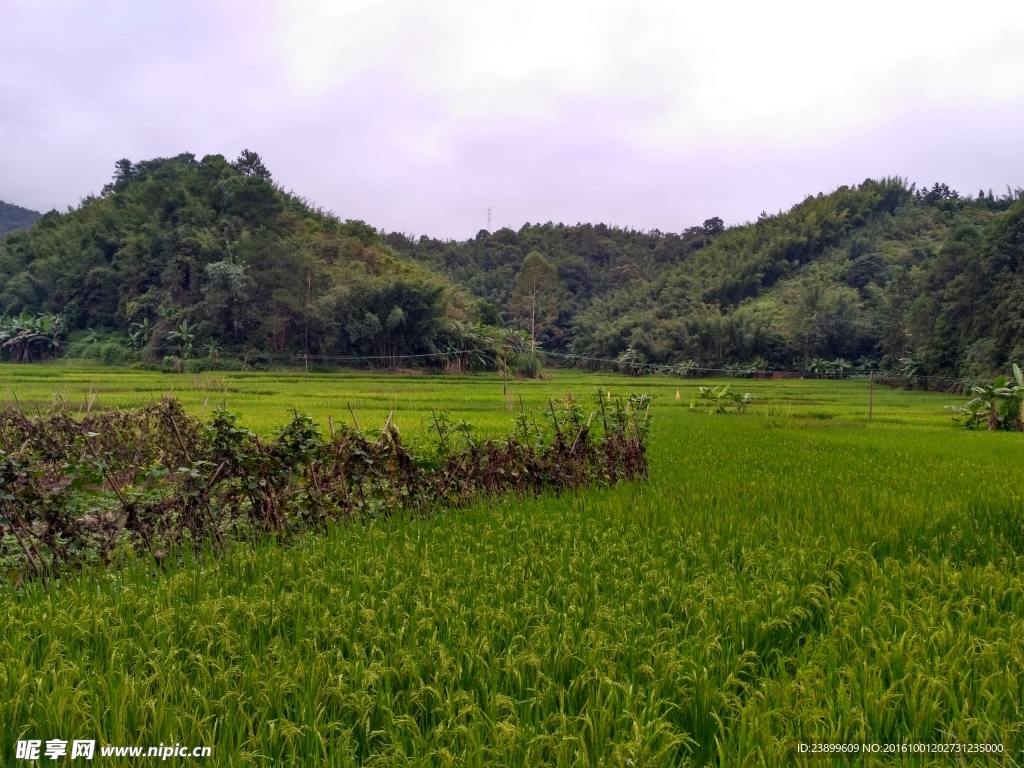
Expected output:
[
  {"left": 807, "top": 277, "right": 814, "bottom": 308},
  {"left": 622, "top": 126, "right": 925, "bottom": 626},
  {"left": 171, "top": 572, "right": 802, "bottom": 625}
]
[{"left": 3, "top": 0, "right": 1024, "bottom": 238}]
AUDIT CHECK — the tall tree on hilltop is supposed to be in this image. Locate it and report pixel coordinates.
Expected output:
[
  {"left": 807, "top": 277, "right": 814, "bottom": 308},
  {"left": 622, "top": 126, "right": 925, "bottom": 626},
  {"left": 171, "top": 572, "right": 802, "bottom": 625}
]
[
  {"left": 511, "top": 250, "right": 557, "bottom": 352},
  {"left": 233, "top": 149, "right": 272, "bottom": 181}
]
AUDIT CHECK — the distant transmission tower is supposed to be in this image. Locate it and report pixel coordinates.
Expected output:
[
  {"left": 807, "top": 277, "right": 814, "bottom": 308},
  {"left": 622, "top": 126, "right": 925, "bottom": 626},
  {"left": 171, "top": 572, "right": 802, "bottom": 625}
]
[{"left": 487, "top": 207, "right": 491, "bottom": 231}]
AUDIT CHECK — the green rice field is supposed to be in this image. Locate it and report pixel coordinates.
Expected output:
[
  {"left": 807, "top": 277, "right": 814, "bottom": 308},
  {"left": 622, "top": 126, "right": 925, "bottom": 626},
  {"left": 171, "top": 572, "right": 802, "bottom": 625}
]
[{"left": 2, "top": 364, "right": 1023, "bottom": 766}]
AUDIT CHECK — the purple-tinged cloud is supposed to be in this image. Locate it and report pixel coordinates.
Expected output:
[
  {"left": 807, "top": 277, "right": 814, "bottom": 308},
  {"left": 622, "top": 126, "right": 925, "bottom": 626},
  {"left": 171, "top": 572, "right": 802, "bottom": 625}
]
[{"left": 2, "top": 0, "right": 1022, "bottom": 238}]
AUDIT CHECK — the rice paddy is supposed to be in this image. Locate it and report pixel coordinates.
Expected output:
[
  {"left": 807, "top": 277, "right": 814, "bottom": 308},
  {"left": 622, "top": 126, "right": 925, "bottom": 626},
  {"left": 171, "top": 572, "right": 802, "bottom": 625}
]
[{"left": 2, "top": 364, "right": 1023, "bottom": 766}]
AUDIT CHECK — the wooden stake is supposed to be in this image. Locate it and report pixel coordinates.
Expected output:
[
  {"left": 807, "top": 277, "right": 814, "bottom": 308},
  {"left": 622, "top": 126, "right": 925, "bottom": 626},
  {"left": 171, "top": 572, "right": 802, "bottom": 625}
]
[{"left": 868, "top": 371, "right": 874, "bottom": 423}]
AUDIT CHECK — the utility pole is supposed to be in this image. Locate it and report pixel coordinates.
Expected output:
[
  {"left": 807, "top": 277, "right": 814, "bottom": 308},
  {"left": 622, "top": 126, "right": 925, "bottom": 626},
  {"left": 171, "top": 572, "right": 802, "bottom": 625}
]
[
  {"left": 868, "top": 371, "right": 874, "bottom": 422},
  {"left": 487, "top": 207, "right": 491, "bottom": 231},
  {"left": 305, "top": 268, "right": 311, "bottom": 382}
]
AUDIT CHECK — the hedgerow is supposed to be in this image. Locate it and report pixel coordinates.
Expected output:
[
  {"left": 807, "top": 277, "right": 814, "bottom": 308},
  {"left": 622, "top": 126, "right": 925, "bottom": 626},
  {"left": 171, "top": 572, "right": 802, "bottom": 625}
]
[{"left": 0, "top": 391, "right": 649, "bottom": 581}]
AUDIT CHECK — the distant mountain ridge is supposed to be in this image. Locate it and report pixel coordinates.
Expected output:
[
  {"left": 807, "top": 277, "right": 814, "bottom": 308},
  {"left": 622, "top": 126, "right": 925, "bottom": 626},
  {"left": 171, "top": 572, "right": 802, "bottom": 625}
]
[
  {"left": 0, "top": 201, "right": 42, "bottom": 236},
  {"left": 389, "top": 180, "right": 1024, "bottom": 377},
  {"left": 2, "top": 153, "right": 1024, "bottom": 377}
]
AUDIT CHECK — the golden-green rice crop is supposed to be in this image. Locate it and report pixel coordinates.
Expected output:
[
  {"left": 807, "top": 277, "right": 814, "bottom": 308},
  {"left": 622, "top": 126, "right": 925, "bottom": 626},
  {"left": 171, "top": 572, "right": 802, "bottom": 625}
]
[{"left": 1, "top": 364, "right": 1022, "bottom": 766}]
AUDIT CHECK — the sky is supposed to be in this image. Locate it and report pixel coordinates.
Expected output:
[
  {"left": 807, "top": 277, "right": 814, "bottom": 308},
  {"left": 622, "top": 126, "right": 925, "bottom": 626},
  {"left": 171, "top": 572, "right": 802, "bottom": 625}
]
[{"left": 2, "top": 0, "right": 1024, "bottom": 239}]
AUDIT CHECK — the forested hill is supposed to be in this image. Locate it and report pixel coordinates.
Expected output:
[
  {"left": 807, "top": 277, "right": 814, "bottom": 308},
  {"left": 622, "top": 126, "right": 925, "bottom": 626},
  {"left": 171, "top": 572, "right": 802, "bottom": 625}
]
[
  {"left": 0, "top": 201, "right": 41, "bottom": 237},
  {"left": 389, "top": 180, "right": 1024, "bottom": 376},
  {"left": 0, "top": 152, "right": 471, "bottom": 361},
  {"left": 3, "top": 156, "right": 1023, "bottom": 377}
]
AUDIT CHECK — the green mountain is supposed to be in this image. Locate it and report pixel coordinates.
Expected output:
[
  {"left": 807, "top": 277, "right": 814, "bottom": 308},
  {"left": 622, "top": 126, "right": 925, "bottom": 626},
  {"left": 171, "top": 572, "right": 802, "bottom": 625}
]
[
  {"left": 0, "top": 152, "right": 470, "bottom": 362},
  {"left": 390, "top": 180, "right": 1024, "bottom": 376},
  {"left": 3, "top": 154, "right": 1022, "bottom": 377},
  {"left": 0, "top": 201, "right": 41, "bottom": 237}
]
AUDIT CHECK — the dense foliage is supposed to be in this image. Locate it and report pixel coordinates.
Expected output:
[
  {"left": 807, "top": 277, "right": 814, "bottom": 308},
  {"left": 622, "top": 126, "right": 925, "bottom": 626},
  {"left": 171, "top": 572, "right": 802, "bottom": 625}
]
[
  {"left": 0, "top": 201, "right": 40, "bottom": 238},
  {"left": 387, "top": 218, "right": 722, "bottom": 354},
  {"left": 391, "top": 180, "right": 1024, "bottom": 376},
  {"left": 4, "top": 154, "right": 1024, "bottom": 377},
  {"left": 0, "top": 391, "right": 649, "bottom": 579},
  {"left": 0, "top": 153, "right": 470, "bottom": 362}
]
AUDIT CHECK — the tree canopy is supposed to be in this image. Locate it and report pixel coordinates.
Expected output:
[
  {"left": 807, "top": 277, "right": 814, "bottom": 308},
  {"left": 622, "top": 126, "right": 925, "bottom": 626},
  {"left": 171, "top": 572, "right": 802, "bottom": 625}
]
[
  {"left": 3, "top": 158, "right": 1023, "bottom": 376},
  {"left": 0, "top": 201, "right": 41, "bottom": 238},
  {"left": 511, "top": 250, "right": 558, "bottom": 351},
  {"left": 0, "top": 152, "right": 471, "bottom": 362},
  {"left": 389, "top": 180, "right": 1024, "bottom": 375}
]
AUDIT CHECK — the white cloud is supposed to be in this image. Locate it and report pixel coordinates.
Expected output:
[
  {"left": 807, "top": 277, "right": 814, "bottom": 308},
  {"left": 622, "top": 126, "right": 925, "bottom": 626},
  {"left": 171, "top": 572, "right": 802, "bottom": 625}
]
[
  {"left": 2, "top": 0, "right": 1022, "bottom": 235},
  {"left": 273, "top": 0, "right": 1024, "bottom": 148}
]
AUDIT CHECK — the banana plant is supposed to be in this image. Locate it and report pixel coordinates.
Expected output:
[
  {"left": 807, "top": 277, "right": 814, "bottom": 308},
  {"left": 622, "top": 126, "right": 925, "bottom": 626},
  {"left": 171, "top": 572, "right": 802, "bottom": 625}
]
[
  {"left": 830, "top": 358, "right": 852, "bottom": 378},
  {"left": 0, "top": 313, "right": 66, "bottom": 362},
  {"left": 750, "top": 357, "right": 771, "bottom": 378},
  {"left": 808, "top": 358, "right": 828, "bottom": 378},
  {"left": 897, "top": 355, "right": 923, "bottom": 378},
  {"left": 672, "top": 359, "right": 699, "bottom": 377},
  {"left": 166, "top": 320, "right": 199, "bottom": 360},
  {"left": 855, "top": 355, "right": 879, "bottom": 373},
  {"left": 947, "top": 364, "right": 1024, "bottom": 430},
  {"left": 617, "top": 347, "right": 645, "bottom": 376},
  {"left": 128, "top": 318, "right": 152, "bottom": 349},
  {"left": 444, "top": 320, "right": 501, "bottom": 372},
  {"left": 689, "top": 385, "right": 755, "bottom": 414}
]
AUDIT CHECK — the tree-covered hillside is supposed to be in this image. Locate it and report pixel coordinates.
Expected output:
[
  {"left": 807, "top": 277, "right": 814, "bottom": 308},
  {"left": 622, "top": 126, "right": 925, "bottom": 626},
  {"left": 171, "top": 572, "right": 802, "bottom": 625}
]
[
  {"left": 3, "top": 157, "right": 1023, "bottom": 377},
  {"left": 0, "top": 152, "right": 471, "bottom": 363},
  {"left": 0, "top": 201, "right": 41, "bottom": 237},
  {"left": 386, "top": 219, "right": 721, "bottom": 352},
  {"left": 390, "top": 180, "right": 1024, "bottom": 376}
]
